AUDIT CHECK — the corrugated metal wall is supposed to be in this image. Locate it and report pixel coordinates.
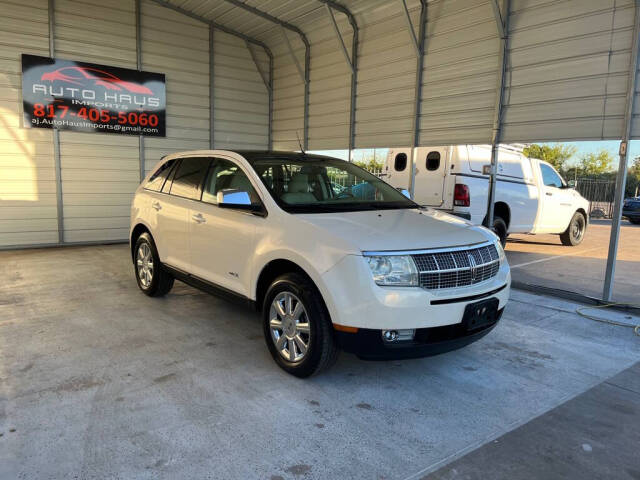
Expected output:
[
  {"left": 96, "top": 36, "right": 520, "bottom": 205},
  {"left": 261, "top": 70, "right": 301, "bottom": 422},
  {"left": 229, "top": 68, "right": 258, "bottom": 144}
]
[
  {"left": 212, "top": 29, "right": 269, "bottom": 150},
  {"left": 55, "top": 0, "right": 139, "bottom": 243},
  {"left": 503, "top": 0, "right": 635, "bottom": 142},
  {"left": 0, "top": 0, "right": 58, "bottom": 247},
  {"left": 141, "top": 0, "right": 210, "bottom": 175},
  {"left": 0, "top": 0, "right": 270, "bottom": 248}
]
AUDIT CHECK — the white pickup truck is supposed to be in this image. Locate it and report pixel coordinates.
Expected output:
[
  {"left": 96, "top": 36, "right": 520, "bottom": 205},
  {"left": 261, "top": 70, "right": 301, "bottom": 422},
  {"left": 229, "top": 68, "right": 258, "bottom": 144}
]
[{"left": 384, "top": 145, "right": 590, "bottom": 246}]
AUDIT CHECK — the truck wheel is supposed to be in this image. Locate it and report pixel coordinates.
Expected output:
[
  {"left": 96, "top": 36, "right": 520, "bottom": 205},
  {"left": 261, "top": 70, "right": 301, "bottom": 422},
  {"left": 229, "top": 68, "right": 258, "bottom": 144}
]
[
  {"left": 492, "top": 216, "right": 508, "bottom": 247},
  {"left": 560, "top": 212, "right": 586, "bottom": 246},
  {"left": 263, "top": 272, "right": 339, "bottom": 378},
  {"left": 629, "top": 218, "right": 640, "bottom": 225}
]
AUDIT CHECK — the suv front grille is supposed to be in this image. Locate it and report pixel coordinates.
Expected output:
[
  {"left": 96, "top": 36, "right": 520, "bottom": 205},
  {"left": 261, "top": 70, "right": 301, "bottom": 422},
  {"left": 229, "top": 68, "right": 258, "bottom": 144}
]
[{"left": 412, "top": 243, "right": 500, "bottom": 290}]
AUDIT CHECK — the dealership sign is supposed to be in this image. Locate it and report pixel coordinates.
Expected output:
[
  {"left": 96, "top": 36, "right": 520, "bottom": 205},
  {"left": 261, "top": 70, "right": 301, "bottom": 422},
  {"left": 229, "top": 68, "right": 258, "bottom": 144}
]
[{"left": 21, "top": 54, "right": 166, "bottom": 136}]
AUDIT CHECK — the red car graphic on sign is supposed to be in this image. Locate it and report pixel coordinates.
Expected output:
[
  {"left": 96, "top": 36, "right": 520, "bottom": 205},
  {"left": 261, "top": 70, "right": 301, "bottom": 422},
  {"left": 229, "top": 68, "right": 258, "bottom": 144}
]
[{"left": 41, "top": 66, "right": 153, "bottom": 94}]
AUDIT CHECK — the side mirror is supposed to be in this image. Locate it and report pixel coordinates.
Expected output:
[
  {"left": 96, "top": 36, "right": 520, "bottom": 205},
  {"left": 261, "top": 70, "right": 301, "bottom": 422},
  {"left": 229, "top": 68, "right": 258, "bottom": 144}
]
[
  {"left": 217, "top": 189, "right": 251, "bottom": 205},
  {"left": 567, "top": 180, "right": 576, "bottom": 189},
  {"left": 396, "top": 188, "right": 411, "bottom": 199},
  {"left": 217, "top": 189, "right": 265, "bottom": 215}
]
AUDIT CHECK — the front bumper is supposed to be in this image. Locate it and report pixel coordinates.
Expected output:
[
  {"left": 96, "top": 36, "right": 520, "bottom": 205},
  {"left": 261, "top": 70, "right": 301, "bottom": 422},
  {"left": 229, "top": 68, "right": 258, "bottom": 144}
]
[
  {"left": 319, "top": 254, "right": 511, "bottom": 330},
  {"left": 335, "top": 307, "right": 503, "bottom": 360}
]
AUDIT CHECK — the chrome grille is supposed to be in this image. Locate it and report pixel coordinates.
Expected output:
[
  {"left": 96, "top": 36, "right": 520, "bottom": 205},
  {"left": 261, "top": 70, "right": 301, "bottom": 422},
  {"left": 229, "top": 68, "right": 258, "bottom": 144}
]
[{"left": 412, "top": 243, "right": 500, "bottom": 290}]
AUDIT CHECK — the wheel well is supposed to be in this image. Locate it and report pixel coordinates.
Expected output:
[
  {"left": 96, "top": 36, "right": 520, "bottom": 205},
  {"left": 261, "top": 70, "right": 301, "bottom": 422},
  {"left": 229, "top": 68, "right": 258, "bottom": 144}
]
[
  {"left": 255, "top": 259, "right": 313, "bottom": 311},
  {"left": 576, "top": 208, "right": 587, "bottom": 221},
  {"left": 493, "top": 202, "right": 510, "bottom": 228},
  {"left": 482, "top": 202, "right": 511, "bottom": 229},
  {"left": 130, "top": 224, "right": 150, "bottom": 261}
]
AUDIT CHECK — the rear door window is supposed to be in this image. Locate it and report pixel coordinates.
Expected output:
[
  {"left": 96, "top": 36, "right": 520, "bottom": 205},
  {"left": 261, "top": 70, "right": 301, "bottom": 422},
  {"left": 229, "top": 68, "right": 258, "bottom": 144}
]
[{"left": 169, "top": 157, "right": 211, "bottom": 200}]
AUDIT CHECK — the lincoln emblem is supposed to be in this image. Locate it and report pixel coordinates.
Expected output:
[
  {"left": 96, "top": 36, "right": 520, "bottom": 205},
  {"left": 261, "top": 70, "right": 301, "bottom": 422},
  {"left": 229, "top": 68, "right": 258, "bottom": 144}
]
[{"left": 467, "top": 252, "right": 478, "bottom": 282}]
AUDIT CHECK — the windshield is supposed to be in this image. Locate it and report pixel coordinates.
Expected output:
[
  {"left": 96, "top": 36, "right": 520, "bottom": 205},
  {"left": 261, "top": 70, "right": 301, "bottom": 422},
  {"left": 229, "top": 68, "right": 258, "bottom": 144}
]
[{"left": 249, "top": 155, "right": 417, "bottom": 213}]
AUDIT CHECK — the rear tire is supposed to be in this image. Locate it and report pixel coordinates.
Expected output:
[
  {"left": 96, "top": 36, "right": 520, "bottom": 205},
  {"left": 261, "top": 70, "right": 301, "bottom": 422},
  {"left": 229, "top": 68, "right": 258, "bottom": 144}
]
[
  {"left": 263, "top": 273, "right": 339, "bottom": 377},
  {"left": 492, "top": 216, "right": 508, "bottom": 247},
  {"left": 560, "top": 212, "right": 586, "bottom": 246},
  {"left": 134, "top": 232, "right": 174, "bottom": 297},
  {"left": 629, "top": 218, "right": 640, "bottom": 225}
]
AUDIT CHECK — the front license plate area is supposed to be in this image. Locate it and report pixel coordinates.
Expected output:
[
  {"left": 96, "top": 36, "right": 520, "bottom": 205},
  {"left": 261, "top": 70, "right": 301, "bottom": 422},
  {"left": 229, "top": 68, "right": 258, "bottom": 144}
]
[{"left": 463, "top": 298, "right": 499, "bottom": 331}]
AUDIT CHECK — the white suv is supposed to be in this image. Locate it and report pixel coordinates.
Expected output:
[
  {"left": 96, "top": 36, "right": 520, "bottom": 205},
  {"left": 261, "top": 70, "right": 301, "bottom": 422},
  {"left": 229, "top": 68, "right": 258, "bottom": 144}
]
[{"left": 130, "top": 151, "right": 511, "bottom": 377}]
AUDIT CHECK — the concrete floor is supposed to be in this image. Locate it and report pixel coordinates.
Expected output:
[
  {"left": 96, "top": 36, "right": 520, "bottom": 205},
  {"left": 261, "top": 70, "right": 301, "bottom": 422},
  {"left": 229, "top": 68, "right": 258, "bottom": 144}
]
[
  {"left": 1, "top": 245, "right": 639, "bottom": 479},
  {"left": 506, "top": 219, "right": 638, "bottom": 304}
]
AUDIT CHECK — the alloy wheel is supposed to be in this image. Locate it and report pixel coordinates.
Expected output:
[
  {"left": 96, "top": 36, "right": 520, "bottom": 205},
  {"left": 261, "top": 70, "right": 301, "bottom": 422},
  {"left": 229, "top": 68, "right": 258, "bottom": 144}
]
[
  {"left": 136, "top": 243, "right": 154, "bottom": 287},
  {"left": 269, "top": 291, "right": 311, "bottom": 363}
]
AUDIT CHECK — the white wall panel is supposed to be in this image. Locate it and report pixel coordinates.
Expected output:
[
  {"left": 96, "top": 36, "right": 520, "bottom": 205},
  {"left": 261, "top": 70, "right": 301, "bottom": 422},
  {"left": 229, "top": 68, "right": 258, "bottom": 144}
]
[
  {"left": 141, "top": 0, "right": 210, "bottom": 174},
  {"left": 502, "top": 0, "right": 635, "bottom": 142},
  {"left": 213, "top": 29, "right": 269, "bottom": 150},
  {"left": 54, "top": 0, "right": 138, "bottom": 243},
  {"left": 0, "top": 0, "right": 57, "bottom": 247}
]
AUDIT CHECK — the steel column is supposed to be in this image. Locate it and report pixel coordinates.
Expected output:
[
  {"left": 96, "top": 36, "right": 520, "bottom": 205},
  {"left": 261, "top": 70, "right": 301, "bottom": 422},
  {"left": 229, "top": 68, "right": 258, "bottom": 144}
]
[
  {"left": 409, "top": 0, "right": 427, "bottom": 198},
  {"left": 603, "top": 0, "right": 640, "bottom": 301},
  {"left": 220, "top": 0, "right": 310, "bottom": 150},
  {"left": 48, "top": 0, "right": 63, "bottom": 244},
  {"left": 486, "top": 0, "right": 510, "bottom": 231},
  {"left": 316, "top": 0, "right": 358, "bottom": 154},
  {"left": 214, "top": 25, "right": 219, "bottom": 150},
  {"left": 399, "top": 0, "right": 420, "bottom": 58},
  {"left": 135, "top": 0, "right": 145, "bottom": 182}
]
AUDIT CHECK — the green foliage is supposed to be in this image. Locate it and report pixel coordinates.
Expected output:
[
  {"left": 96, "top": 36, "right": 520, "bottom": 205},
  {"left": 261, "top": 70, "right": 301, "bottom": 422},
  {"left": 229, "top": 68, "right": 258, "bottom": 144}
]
[
  {"left": 522, "top": 143, "right": 576, "bottom": 172},
  {"left": 353, "top": 156, "right": 384, "bottom": 172},
  {"left": 578, "top": 150, "right": 614, "bottom": 176},
  {"left": 626, "top": 157, "right": 640, "bottom": 198}
]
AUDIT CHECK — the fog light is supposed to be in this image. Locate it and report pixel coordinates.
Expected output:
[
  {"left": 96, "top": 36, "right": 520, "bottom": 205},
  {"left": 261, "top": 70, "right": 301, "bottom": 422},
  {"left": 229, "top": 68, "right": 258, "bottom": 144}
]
[{"left": 382, "top": 329, "right": 415, "bottom": 342}]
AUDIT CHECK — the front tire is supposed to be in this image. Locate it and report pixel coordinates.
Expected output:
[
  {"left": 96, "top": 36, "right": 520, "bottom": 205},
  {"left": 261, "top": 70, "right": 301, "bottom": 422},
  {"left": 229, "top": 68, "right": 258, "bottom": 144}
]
[
  {"left": 134, "top": 232, "right": 174, "bottom": 297},
  {"left": 560, "top": 212, "right": 586, "bottom": 246},
  {"left": 629, "top": 218, "right": 640, "bottom": 225},
  {"left": 263, "top": 273, "right": 339, "bottom": 377}
]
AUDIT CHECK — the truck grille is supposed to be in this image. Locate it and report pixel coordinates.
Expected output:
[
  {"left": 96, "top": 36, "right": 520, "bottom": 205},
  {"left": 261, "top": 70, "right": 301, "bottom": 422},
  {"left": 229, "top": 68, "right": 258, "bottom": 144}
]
[{"left": 412, "top": 243, "right": 500, "bottom": 290}]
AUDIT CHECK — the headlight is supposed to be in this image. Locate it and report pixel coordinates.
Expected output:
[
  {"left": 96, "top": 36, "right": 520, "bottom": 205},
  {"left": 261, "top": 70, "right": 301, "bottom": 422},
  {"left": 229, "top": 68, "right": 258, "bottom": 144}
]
[
  {"left": 365, "top": 255, "right": 419, "bottom": 286},
  {"left": 494, "top": 239, "right": 506, "bottom": 263}
]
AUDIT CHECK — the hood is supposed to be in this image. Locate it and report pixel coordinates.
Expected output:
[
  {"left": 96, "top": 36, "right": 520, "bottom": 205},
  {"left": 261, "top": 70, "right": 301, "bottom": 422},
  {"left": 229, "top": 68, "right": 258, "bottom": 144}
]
[{"left": 296, "top": 208, "right": 494, "bottom": 252}]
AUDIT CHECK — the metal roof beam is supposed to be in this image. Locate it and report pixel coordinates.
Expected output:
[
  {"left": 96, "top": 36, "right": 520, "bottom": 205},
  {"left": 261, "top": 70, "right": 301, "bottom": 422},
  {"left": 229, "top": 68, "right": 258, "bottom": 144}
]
[
  {"left": 491, "top": 0, "right": 506, "bottom": 38},
  {"left": 408, "top": 0, "right": 427, "bottom": 197},
  {"left": 220, "top": 0, "right": 310, "bottom": 150},
  {"left": 280, "top": 26, "right": 306, "bottom": 84},
  {"left": 246, "top": 40, "right": 271, "bottom": 92},
  {"left": 324, "top": 3, "right": 353, "bottom": 73},
  {"left": 398, "top": 0, "right": 420, "bottom": 58}
]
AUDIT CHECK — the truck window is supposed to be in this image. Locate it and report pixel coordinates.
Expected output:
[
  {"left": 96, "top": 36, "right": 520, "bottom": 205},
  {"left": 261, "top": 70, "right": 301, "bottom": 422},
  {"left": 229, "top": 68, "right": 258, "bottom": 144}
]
[
  {"left": 540, "top": 163, "right": 564, "bottom": 188},
  {"left": 394, "top": 153, "right": 407, "bottom": 171},
  {"left": 426, "top": 151, "right": 440, "bottom": 171}
]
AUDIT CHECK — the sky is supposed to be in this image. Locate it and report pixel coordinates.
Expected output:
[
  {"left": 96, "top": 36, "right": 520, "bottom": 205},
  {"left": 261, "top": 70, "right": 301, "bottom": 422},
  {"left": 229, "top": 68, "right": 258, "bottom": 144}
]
[{"left": 311, "top": 140, "right": 640, "bottom": 169}]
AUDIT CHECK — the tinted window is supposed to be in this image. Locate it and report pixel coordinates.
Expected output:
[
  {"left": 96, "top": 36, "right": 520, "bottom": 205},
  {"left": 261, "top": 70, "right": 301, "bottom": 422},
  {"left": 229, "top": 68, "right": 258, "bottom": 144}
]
[
  {"left": 202, "top": 159, "right": 259, "bottom": 205},
  {"left": 394, "top": 153, "right": 407, "bottom": 172},
  {"left": 540, "top": 163, "right": 564, "bottom": 188},
  {"left": 169, "top": 157, "right": 211, "bottom": 199},
  {"left": 145, "top": 159, "right": 175, "bottom": 191},
  {"left": 426, "top": 151, "right": 440, "bottom": 171}
]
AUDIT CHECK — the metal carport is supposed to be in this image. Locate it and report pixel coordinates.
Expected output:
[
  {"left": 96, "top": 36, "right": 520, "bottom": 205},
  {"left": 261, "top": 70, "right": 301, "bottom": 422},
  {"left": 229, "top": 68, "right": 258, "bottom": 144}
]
[{"left": 1, "top": 0, "right": 639, "bottom": 299}]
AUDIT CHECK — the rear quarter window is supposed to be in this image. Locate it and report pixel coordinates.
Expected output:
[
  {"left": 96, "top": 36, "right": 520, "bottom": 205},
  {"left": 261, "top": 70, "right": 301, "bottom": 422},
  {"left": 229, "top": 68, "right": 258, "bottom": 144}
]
[{"left": 145, "top": 159, "right": 175, "bottom": 192}]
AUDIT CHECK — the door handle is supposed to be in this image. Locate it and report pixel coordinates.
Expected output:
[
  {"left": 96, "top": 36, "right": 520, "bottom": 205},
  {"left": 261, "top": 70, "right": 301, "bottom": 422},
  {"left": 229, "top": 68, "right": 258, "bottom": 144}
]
[
  {"left": 192, "top": 213, "right": 206, "bottom": 224},
  {"left": 545, "top": 192, "right": 553, "bottom": 196},
  {"left": 152, "top": 201, "right": 162, "bottom": 210}
]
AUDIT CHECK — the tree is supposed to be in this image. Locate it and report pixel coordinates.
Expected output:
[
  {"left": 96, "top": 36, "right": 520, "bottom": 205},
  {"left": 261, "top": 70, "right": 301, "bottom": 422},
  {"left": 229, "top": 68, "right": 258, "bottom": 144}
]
[
  {"left": 522, "top": 143, "right": 576, "bottom": 173},
  {"left": 353, "top": 156, "right": 384, "bottom": 173},
  {"left": 578, "top": 150, "right": 614, "bottom": 176},
  {"left": 626, "top": 157, "right": 640, "bottom": 198}
]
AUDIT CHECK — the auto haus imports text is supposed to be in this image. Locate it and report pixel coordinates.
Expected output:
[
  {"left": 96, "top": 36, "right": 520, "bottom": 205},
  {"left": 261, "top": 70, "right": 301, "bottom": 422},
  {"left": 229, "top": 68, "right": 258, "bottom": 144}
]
[{"left": 31, "top": 84, "right": 161, "bottom": 110}]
